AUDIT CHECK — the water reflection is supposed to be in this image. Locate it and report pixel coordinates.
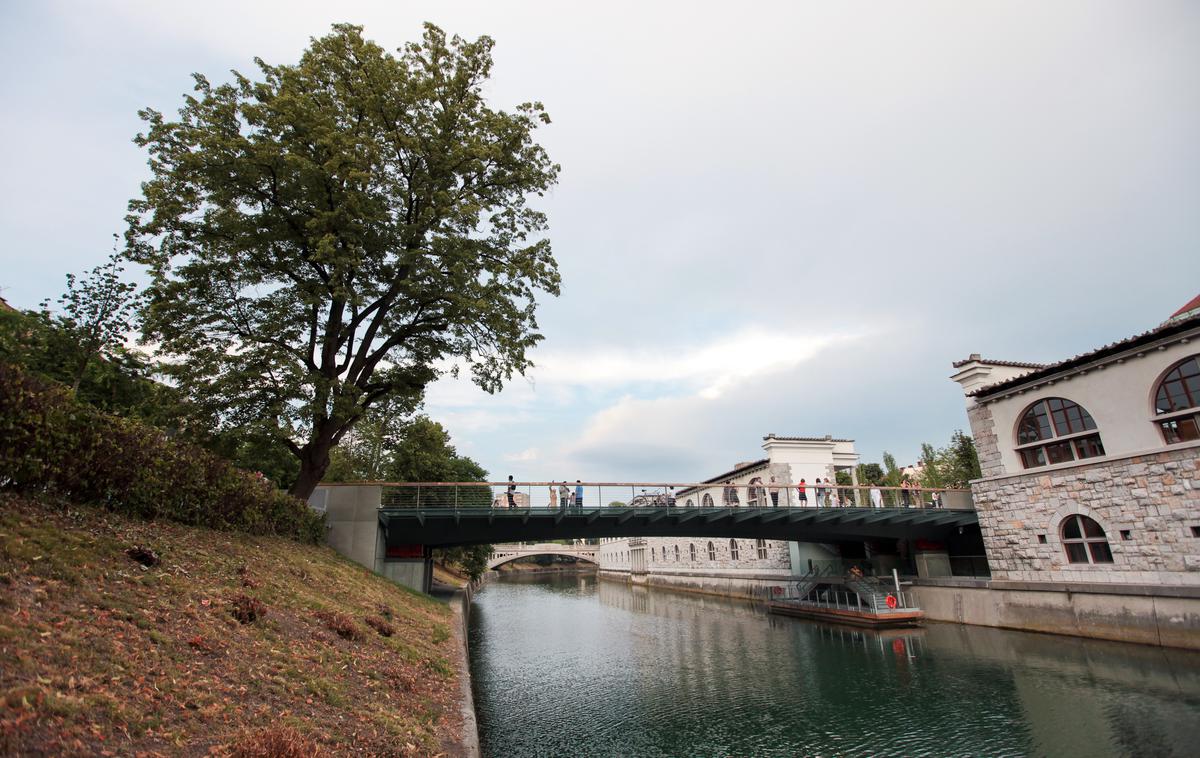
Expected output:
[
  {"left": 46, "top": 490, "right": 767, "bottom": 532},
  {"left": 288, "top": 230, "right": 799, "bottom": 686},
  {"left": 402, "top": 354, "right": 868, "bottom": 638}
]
[{"left": 469, "top": 574, "right": 1200, "bottom": 757}]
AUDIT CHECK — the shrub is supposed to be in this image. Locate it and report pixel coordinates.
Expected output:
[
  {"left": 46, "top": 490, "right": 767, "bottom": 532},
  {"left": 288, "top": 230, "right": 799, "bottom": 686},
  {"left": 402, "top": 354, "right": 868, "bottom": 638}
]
[
  {"left": 230, "top": 594, "right": 266, "bottom": 625},
  {"left": 363, "top": 615, "right": 394, "bottom": 637},
  {"left": 313, "top": 610, "right": 361, "bottom": 641},
  {"left": 0, "top": 361, "right": 324, "bottom": 543},
  {"left": 124, "top": 545, "right": 161, "bottom": 567}
]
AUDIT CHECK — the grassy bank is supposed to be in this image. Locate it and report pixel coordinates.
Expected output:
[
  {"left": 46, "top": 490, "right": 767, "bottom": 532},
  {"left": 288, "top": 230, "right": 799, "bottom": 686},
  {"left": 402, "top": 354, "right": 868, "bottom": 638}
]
[{"left": 0, "top": 493, "right": 465, "bottom": 756}]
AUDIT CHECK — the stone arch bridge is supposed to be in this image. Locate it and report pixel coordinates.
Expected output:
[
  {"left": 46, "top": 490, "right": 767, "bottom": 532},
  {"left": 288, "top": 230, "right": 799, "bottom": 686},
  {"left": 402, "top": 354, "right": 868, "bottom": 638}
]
[{"left": 487, "top": 543, "right": 599, "bottom": 570}]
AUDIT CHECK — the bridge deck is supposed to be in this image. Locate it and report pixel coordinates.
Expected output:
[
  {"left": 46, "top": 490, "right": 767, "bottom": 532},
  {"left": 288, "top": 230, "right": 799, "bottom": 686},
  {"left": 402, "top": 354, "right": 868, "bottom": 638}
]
[{"left": 378, "top": 506, "right": 977, "bottom": 548}]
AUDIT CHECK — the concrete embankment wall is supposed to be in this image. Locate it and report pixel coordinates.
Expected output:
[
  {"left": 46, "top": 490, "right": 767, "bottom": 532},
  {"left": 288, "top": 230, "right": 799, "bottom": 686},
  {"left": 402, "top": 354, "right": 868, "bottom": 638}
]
[
  {"left": 444, "top": 584, "right": 480, "bottom": 758},
  {"left": 599, "top": 569, "right": 790, "bottom": 602},
  {"left": 914, "top": 579, "right": 1200, "bottom": 650}
]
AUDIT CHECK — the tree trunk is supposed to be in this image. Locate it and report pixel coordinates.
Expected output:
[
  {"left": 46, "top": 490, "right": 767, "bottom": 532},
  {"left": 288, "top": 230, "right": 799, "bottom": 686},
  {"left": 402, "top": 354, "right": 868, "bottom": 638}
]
[{"left": 290, "top": 438, "right": 335, "bottom": 501}]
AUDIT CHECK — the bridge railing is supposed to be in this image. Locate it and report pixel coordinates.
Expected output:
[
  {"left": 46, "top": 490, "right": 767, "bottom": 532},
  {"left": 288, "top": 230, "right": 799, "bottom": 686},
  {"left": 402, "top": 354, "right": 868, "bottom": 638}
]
[{"left": 336, "top": 481, "right": 974, "bottom": 512}]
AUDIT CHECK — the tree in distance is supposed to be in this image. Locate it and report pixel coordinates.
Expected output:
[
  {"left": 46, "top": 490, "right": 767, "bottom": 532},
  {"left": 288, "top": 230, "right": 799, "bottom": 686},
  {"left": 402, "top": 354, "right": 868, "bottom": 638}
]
[
  {"left": 126, "top": 23, "right": 560, "bottom": 499},
  {"left": 43, "top": 245, "right": 142, "bottom": 393}
]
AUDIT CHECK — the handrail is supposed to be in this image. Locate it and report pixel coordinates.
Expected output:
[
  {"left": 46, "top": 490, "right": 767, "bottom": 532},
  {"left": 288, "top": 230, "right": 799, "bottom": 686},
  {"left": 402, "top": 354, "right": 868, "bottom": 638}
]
[
  {"left": 353, "top": 481, "right": 974, "bottom": 513},
  {"left": 322, "top": 480, "right": 972, "bottom": 493}
]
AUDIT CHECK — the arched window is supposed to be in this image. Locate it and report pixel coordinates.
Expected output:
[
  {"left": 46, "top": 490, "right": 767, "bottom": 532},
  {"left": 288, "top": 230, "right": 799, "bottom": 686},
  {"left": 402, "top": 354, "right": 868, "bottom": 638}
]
[
  {"left": 1061, "top": 515, "right": 1113, "bottom": 564},
  {"left": 747, "top": 477, "right": 764, "bottom": 507},
  {"left": 689, "top": 543, "right": 696, "bottom": 562},
  {"left": 701, "top": 493, "right": 714, "bottom": 507},
  {"left": 723, "top": 485, "right": 740, "bottom": 506},
  {"left": 685, "top": 498, "right": 694, "bottom": 508},
  {"left": 756, "top": 539, "right": 768, "bottom": 560},
  {"left": 650, "top": 547, "right": 655, "bottom": 562},
  {"left": 707, "top": 541, "right": 716, "bottom": 561},
  {"left": 674, "top": 545, "right": 680, "bottom": 562},
  {"left": 729, "top": 539, "right": 740, "bottom": 560},
  {"left": 1016, "top": 398, "right": 1105, "bottom": 468},
  {"left": 1154, "top": 355, "right": 1200, "bottom": 443}
]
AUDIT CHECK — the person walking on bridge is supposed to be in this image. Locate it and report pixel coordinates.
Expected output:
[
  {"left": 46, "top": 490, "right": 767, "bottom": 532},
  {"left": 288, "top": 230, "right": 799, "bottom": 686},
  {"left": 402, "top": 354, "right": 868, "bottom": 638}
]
[
  {"left": 768, "top": 476, "right": 780, "bottom": 507},
  {"left": 559, "top": 482, "right": 571, "bottom": 511},
  {"left": 574, "top": 480, "right": 584, "bottom": 510},
  {"left": 506, "top": 475, "right": 517, "bottom": 509},
  {"left": 869, "top": 483, "right": 883, "bottom": 508},
  {"left": 548, "top": 483, "right": 558, "bottom": 509},
  {"left": 796, "top": 479, "right": 808, "bottom": 507}
]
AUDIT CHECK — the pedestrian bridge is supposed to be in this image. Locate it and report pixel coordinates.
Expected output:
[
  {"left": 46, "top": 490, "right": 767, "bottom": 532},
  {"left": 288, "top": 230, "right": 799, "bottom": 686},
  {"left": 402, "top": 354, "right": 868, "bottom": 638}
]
[
  {"left": 308, "top": 482, "right": 976, "bottom": 593},
  {"left": 487, "top": 543, "right": 599, "bottom": 570}
]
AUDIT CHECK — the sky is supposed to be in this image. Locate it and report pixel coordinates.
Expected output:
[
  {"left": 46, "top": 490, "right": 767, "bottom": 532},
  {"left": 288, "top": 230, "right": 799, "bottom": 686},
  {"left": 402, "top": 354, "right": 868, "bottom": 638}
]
[{"left": 1, "top": 1, "right": 1198, "bottom": 482}]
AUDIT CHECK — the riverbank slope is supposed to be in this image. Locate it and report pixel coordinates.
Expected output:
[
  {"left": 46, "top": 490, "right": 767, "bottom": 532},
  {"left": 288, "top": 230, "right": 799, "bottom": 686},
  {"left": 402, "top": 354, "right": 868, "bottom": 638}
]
[{"left": 0, "top": 493, "right": 467, "bottom": 756}]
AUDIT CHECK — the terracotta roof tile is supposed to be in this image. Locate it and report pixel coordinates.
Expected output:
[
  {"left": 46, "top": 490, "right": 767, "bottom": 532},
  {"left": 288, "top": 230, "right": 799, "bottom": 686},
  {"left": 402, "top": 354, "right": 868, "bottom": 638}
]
[{"left": 969, "top": 311, "right": 1200, "bottom": 398}]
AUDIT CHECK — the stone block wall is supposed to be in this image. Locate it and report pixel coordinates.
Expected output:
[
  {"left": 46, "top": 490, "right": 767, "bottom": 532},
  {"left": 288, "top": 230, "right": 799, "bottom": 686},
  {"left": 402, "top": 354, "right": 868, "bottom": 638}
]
[
  {"left": 967, "top": 403, "right": 1003, "bottom": 478},
  {"left": 972, "top": 445, "right": 1200, "bottom": 585}
]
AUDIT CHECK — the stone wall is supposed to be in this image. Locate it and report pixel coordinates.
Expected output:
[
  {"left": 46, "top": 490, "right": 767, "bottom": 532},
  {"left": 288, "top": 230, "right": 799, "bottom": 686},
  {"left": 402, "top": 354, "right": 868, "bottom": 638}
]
[
  {"left": 971, "top": 444, "right": 1200, "bottom": 585},
  {"left": 967, "top": 403, "right": 1003, "bottom": 478}
]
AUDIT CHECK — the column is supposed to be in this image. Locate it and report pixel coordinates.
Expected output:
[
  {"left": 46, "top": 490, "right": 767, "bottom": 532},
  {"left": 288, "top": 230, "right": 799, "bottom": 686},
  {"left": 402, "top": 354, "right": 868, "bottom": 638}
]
[{"left": 850, "top": 466, "right": 862, "bottom": 507}]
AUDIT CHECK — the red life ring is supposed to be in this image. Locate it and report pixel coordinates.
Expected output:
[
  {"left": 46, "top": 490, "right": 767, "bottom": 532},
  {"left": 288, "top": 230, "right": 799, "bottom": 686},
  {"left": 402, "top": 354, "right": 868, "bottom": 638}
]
[{"left": 886, "top": 594, "right": 898, "bottom": 609}]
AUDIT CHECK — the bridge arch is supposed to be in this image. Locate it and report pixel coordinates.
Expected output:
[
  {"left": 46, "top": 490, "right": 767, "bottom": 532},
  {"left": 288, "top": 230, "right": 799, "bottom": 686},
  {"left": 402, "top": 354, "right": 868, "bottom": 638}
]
[{"left": 486, "top": 543, "right": 600, "bottom": 571}]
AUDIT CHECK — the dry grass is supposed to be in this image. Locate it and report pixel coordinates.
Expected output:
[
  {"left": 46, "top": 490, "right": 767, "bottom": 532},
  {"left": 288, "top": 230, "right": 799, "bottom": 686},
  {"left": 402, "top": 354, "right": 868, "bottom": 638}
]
[
  {"left": 227, "top": 725, "right": 323, "bottom": 757},
  {"left": 0, "top": 493, "right": 463, "bottom": 756}
]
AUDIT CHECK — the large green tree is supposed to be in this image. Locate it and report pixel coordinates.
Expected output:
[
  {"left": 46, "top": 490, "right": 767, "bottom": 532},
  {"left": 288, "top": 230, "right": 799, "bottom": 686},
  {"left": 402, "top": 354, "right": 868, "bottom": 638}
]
[{"left": 126, "top": 23, "right": 560, "bottom": 498}]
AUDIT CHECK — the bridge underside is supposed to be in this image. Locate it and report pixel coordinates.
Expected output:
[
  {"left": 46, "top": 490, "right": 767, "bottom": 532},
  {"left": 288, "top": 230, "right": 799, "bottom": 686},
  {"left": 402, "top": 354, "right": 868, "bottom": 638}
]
[{"left": 379, "top": 506, "right": 978, "bottom": 549}]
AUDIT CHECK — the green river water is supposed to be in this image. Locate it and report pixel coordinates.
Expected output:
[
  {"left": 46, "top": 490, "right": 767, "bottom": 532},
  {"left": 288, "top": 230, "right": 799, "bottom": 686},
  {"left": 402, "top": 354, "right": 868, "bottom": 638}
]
[{"left": 467, "top": 573, "right": 1200, "bottom": 757}]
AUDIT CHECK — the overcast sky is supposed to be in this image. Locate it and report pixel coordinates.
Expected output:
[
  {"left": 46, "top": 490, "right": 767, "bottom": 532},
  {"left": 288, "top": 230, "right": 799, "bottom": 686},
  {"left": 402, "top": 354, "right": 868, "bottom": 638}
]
[{"left": 2, "top": 1, "right": 1198, "bottom": 482}]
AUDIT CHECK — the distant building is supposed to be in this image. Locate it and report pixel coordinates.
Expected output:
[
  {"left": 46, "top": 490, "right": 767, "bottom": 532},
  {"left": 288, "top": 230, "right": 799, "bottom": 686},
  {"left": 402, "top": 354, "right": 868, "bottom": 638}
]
[
  {"left": 491, "top": 491, "right": 530, "bottom": 509},
  {"left": 951, "top": 298, "right": 1200, "bottom": 586},
  {"left": 597, "top": 434, "right": 863, "bottom": 598}
]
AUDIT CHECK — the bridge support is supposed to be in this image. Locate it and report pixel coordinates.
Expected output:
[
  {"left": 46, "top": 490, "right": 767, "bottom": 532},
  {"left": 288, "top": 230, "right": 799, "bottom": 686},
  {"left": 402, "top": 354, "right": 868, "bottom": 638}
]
[
  {"left": 309, "top": 484, "right": 434, "bottom": 594},
  {"left": 380, "top": 545, "right": 433, "bottom": 594},
  {"left": 915, "top": 549, "right": 952, "bottom": 578}
]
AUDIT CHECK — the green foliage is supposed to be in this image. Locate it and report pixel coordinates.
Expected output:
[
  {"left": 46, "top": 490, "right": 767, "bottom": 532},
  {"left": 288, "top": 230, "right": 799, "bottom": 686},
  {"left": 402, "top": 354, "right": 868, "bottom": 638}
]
[
  {"left": 0, "top": 306, "right": 167, "bottom": 421},
  {"left": 0, "top": 306, "right": 299, "bottom": 487},
  {"left": 125, "top": 23, "right": 561, "bottom": 498},
  {"left": 915, "top": 430, "right": 982, "bottom": 488},
  {"left": 39, "top": 249, "right": 142, "bottom": 392},
  {"left": 434, "top": 544, "right": 491, "bottom": 582},
  {"left": 0, "top": 361, "right": 324, "bottom": 542},
  {"left": 841, "top": 463, "right": 884, "bottom": 485}
]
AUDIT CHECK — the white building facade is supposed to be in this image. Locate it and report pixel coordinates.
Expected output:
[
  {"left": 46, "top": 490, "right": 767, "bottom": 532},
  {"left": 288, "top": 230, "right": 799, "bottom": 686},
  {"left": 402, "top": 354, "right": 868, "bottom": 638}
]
[
  {"left": 597, "top": 435, "right": 860, "bottom": 599},
  {"left": 950, "top": 307, "right": 1200, "bottom": 587}
]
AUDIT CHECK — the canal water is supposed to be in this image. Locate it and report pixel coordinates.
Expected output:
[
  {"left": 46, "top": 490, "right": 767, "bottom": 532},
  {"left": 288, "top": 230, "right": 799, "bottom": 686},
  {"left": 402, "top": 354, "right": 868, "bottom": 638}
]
[{"left": 468, "top": 573, "right": 1200, "bottom": 757}]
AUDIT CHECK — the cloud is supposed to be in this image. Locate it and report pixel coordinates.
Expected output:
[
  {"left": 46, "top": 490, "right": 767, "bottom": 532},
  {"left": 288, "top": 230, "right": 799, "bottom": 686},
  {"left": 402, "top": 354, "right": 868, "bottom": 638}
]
[{"left": 503, "top": 447, "right": 541, "bottom": 463}]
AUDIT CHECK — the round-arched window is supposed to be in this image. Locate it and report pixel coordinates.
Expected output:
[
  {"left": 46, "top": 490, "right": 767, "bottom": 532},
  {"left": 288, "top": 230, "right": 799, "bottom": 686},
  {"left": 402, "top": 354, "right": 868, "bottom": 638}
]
[
  {"left": 707, "top": 541, "right": 716, "bottom": 561},
  {"left": 747, "top": 477, "right": 764, "bottom": 507},
  {"left": 701, "top": 493, "right": 714, "bottom": 507},
  {"left": 723, "top": 485, "right": 740, "bottom": 506},
  {"left": 685, "top": 498, "right": 694, "bottom": 508},
  {"left": 1015, "top": 398, "right": 1104, "bottom": 469},
  {"left": 1154, "top": 355, "right": 1200, "bottom": 444},
  {"left": 729, "top": 539, "right": 739, "bottom": 560},
  {"left": 689, "top": 543, "right": 696, "bottom": 562},
  {"left": 1060, "top": 514, "right": 1113, "bottom": 564},
  {"left": 674, "top": 545, "right": 680, "bottom": 562}
]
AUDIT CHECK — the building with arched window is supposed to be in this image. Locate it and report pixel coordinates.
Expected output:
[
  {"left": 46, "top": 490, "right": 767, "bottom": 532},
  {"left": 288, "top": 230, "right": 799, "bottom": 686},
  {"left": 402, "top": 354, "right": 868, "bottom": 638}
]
[
  {"left": 951, "top": 297, "right": 1200, "bottom": 591},
  {"left": 596, "top": 433, "right": 860, "bottom": 599}
]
